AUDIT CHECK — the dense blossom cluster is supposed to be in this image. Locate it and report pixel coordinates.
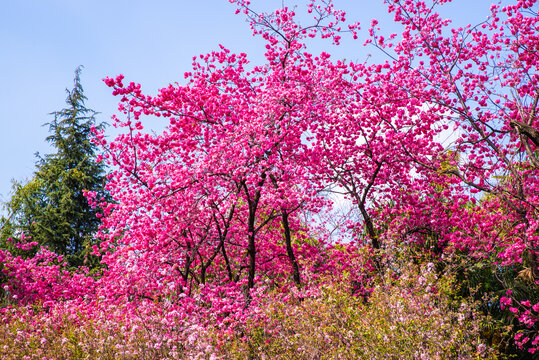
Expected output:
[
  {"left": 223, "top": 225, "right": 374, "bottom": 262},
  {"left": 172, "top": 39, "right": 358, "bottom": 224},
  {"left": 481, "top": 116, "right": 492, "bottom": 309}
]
[{"left": 2, "top": 0, "right": 539, "bottom": 358}]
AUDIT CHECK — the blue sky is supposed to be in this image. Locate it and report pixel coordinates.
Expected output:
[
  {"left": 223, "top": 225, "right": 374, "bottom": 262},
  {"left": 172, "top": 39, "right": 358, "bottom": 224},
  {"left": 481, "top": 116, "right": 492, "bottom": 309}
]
[{"left": 0, "top": 0, "right": 502, "bottom": 203}]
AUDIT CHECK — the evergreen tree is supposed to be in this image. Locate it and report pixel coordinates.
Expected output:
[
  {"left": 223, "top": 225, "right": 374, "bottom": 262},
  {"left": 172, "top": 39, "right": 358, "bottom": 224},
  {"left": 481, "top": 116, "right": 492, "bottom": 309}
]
[{"left": 0, "top": 67, "right": 110, "bottom": 267}]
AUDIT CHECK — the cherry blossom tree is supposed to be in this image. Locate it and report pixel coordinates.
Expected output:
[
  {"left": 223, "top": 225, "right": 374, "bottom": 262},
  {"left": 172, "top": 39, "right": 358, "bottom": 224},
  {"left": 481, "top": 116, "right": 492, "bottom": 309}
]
[
  {"left": 359, "top": 0, "right": 539, "bottom": 354},
  {"left": 92, "top": 1, "right": 359, "bottom": 304},
  {"left": 90, "top": 0, "right": 539, "bottom": 353}
]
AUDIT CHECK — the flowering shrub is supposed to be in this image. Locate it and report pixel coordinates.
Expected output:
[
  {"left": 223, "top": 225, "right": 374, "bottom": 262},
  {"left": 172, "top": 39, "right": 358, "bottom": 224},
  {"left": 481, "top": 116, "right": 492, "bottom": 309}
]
[
  {"left": 0, "top": 304, "right": 189, "bottom": 360},
  {"left": 0, "top": 255, "right": 500, "bottom": 359},
  {"left": 210, "top": 260, "right": 498, "bottom": 359}
]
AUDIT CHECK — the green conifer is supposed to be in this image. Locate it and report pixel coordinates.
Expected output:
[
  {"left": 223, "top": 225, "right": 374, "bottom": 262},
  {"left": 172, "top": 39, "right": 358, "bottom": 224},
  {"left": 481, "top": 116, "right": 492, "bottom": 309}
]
[{"left": 0, "top": 67, "right": 110, "bottom": 267}]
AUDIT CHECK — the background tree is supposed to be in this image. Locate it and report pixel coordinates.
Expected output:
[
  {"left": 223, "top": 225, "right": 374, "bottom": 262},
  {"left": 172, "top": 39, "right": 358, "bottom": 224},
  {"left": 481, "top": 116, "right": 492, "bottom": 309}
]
[{"left": 0, "top": 67, "right": 110, "bottom": 267}]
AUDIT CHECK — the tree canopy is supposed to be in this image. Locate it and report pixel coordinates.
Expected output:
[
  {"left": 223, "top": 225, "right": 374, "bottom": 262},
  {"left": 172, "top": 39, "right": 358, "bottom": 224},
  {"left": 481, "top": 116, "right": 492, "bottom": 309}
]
[{"left": 0, "top": 67, "right": 110, "bottom": 267}]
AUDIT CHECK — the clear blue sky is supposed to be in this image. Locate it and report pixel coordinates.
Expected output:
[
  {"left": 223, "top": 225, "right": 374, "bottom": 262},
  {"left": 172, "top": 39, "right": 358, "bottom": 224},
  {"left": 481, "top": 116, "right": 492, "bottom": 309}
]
[{"left": 0, "top": 0, "right": 502, "bottom": 203}]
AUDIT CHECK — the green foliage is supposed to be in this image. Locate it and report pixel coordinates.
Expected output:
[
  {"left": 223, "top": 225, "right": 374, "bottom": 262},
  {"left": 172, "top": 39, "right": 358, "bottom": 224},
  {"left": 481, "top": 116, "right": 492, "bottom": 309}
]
[
  {"left": 0, "top": 67, "right": 110, "bottom": 267},
  {"left": 212, "top": 260, "right": 503, "bottom": 359},
  {"left": 456, "top": 257, "right": 539, "bottom": 358}
]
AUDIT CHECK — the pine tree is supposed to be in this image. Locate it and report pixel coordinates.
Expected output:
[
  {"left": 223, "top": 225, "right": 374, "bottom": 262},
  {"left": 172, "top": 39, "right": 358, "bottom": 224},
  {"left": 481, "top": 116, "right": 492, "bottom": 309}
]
[{"left": 0, "top": 67, "right": 110, "bottom": 267}]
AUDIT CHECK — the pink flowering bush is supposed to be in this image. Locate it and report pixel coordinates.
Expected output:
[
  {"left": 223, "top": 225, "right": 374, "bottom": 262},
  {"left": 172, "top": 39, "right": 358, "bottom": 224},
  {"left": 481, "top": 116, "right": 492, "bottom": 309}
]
[
  {"left": 210, "top": 253, "right": 499, "bottom": 360},
  {"left": 0, "top": 249, "right": 501, "bottom": 360}
]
